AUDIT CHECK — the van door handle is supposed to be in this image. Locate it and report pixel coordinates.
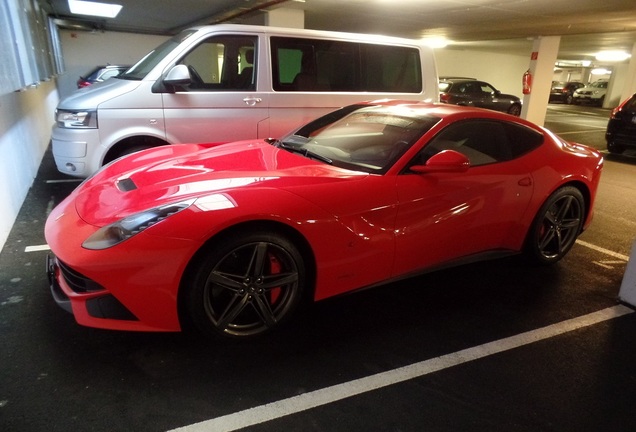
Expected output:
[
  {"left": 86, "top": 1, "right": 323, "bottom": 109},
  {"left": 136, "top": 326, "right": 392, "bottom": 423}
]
[{"left": 243, "top": 97, "right": 262, "bottom": 106}]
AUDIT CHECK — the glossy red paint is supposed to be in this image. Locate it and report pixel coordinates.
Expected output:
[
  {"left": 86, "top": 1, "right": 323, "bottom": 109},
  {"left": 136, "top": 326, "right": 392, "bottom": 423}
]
[{"left": 44, "top": 101, "right": 603, "bottom": 334}]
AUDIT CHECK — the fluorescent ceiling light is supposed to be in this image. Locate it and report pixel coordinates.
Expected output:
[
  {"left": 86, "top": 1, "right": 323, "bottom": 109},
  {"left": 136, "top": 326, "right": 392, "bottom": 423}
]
[
  {"left": 595, "top": 51, "right": 631, "bottom": 62},
  {"left": 421, "top": 37, "right": 450, "bottom": 49},
  {"left": 68, "top": 0, "right": 122, "bottom": 18}
]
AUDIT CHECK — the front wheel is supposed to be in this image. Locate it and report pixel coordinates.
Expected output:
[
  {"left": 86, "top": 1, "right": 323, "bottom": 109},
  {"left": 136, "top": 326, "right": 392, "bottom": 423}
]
[
  {"left": 607, "top": 141, "right": 625, "bottom": 154},
  {"left": 183, "top": 231, "right": 306, "bottom": 338},
  {"left": 524, "top": 186, "right": 585, "bottom": 265}
]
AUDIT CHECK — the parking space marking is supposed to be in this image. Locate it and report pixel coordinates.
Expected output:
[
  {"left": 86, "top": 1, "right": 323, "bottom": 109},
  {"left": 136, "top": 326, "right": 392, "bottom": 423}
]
[
  {"left": 25, "top": 245, "right": 50, "bottom": 252},
  {"left": 576, "top": 240, "right": 630, "bottom": 261},
  {"left": 45, "top": 179, "right": 82, "bottom": 184},
  {"left": 168, "top": 305, "right": 634, "bottom": 432},
  {"left": 554, "top": 129, "right": 606, "bottom": 135}
]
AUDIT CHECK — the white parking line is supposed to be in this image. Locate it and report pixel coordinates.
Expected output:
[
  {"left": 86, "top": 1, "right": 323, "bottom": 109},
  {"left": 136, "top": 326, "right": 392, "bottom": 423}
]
[
  {"left": 576, "top": 240, "right": 630, "bottom": 261},
  {"left": 24, "top": 245, "right": 50, "bottom": 252},
  {"left": 555, "top": 129, "right": 606, "bottom": 135},
  {"left": 45, "top": 179, "right": 82, "bottom": 184},
  {"left": 167, "top": 305, "right": 634, "bottom": 432}
]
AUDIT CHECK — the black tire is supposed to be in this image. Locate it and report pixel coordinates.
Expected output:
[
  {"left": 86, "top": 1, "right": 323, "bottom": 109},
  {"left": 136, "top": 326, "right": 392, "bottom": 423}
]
[
  {"left": 184, "top": 231, "right": 306, "bottom": 338},
  {"left": 607, "top": 141, "right": 624, "bottom": 154},
  {"left": 524, "top": 186, "right": 585, "bottom": 265},
  {"left": 507, "top": 104, "right": 521, "bottom": 116},
  {"left": 565, "top": 94, "right": 573, "bottom": 104}
]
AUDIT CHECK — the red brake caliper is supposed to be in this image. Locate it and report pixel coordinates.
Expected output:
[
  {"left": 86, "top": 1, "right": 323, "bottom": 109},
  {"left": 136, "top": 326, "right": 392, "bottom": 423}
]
[{"left": 268, "top": 253, "right": 282, "bottom": 304}]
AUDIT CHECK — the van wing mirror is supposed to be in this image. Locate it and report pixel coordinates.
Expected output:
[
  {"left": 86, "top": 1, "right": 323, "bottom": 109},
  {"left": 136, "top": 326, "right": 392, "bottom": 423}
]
[
  {"left": 163, "top": 64, "right": 192, "bottom": 86},
  {"left": 410, "top": 150, "right": 470, "bottom": 174}
]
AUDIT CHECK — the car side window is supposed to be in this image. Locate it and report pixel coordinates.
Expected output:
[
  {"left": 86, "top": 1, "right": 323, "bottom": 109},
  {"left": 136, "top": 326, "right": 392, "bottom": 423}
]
[
  {"left": 178, "top": 35, "right": 257, "bottom": 91},
  {"left": 479, "top": 82, "right": 496, "bottom": 94},
  {"left": 413, "top": 120, "right": 523, "bottom": 167}
]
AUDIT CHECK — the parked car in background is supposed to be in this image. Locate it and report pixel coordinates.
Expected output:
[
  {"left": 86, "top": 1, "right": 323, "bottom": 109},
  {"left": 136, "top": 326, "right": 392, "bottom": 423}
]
[
  {"left": 605, "top": 92, "right": 636, "bottom": 154},
  {"left": 53, "top": 24, "right": 439, "bottom": 178},
  {"left": 439, "top": 77, "right": 522, "bottom": 116},
  {"left": 572, "top": 80, "right": 608, "bottom": 106},
  {"left": 77, "top": 65, "right": 130, "bottom": 88},
  {"left": 45, "top": 101, "right": 603, "bottom": 338},
  {"left": 549, "top": 81, "right": 584, "bottom": 104}
]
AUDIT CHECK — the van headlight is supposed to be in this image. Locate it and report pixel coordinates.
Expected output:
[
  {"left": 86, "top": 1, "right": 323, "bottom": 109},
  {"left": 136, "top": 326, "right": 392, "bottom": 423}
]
[{"left": 56, "top": 109, "right": 98, "bottom": 129}]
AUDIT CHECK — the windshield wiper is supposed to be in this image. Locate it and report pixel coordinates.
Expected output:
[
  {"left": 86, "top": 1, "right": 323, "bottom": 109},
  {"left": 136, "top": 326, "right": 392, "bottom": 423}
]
[{"left": 266, "top": 138, "right": 333, "bottom": 165}]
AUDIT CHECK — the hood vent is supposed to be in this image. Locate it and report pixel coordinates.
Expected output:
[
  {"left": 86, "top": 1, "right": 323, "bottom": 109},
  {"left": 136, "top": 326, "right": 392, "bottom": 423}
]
[{"left": 116, "top": 178, "right": 137, "bottom": 192}]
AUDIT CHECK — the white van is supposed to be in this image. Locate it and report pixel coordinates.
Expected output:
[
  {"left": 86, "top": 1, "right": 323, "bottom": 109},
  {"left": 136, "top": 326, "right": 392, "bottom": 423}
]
[{"left": 52, "top": 24, "right": 439, "bottom": 177}]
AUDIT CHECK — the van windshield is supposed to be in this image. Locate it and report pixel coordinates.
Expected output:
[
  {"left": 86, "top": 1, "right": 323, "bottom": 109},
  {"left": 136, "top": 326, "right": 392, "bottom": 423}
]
[{"left": 120, "top": 30, "right": 197, "bottom": 80}]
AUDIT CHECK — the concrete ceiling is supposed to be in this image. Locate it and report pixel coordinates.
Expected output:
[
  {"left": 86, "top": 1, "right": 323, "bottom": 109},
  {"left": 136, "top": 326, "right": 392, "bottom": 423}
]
[{"left": 43, "top": 0, "right": 636, "bottom": 63}]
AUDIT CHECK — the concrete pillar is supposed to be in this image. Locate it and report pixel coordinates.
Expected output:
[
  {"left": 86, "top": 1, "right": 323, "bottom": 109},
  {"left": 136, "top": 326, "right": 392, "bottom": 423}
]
[
  {"left": 619, "top": 241, "right": 636, "bottom": 308},
  {"left": 520, "top": 36, "right": 561, "bottom": 126},
  {"left": 265, "top": 8, "right": 304, "bottom": 28},
  {"left": 620, "top": 42, "right": 636, "bottom": 102}
]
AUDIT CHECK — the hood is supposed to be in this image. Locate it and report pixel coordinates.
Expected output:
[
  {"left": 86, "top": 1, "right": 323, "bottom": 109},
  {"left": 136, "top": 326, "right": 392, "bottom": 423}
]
[
  {"left": 57, "top": 78, "right": 141, "bottom": 110},
  {"left": 75, "top": 140, "right": 367, "bottom": 225}
]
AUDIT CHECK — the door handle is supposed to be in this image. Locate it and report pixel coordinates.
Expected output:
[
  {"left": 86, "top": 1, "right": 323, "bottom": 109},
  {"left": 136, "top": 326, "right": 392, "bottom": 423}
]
[
  {"left": 243, "top": 97, "right": 262, "bottom": 106},
  {"left": 518, "top": 177, "right": 532, "bottom": 187}
]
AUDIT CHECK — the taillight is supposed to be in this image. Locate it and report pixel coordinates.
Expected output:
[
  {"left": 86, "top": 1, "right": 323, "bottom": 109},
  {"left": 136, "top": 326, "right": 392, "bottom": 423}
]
[
  {"left": 610, "top": 107, "right": 619, "bottom": 119},
  {"left": 440, "top": 93, "right": 451, "bottom": 103}
]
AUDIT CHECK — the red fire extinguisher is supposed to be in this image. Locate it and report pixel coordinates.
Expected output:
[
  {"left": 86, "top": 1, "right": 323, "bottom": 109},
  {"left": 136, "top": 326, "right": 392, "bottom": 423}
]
[{"left": 522, "top": 69, "right": 533, "bottom": 95}]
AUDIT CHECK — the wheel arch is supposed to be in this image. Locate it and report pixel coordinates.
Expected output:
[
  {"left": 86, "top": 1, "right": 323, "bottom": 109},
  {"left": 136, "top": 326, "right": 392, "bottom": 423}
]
[
  {"left": 177, "top": 219, "right": 317, "bottom": 328},
  {"left": 103, "top": 135, "right": 169, "bottom": 165},
  {"left": 561, "top": 179, "right": 592, "bottom": 225}
]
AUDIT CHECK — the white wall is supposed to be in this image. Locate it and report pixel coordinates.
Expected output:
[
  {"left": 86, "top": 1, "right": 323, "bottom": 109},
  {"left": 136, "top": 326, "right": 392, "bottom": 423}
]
[
  {"left": 435, "top": 48, "right": 529, "bottom": 98},
  {"left": 0, "top": 80, "right": 59, "bottom": 252},
  {"left": 57, "top": 29, "right": 168, "bottom": 99}
]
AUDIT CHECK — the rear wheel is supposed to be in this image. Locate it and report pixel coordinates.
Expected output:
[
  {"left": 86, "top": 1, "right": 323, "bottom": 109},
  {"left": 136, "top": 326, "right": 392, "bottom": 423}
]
[
  {"left": 184, "top": 231, "right": 306, "bottom": 338},
  {"left": 507, "top": 104, "right": 521, "bottom": 116},
  {"left": 525, "top": 186, "right": 585, "bottom": 265}
]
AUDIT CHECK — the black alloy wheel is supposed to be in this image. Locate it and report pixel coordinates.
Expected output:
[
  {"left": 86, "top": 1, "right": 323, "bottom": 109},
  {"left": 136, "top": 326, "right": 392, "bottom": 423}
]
[
  {"left": 185, "top": 231, "right": 305, "bottom": 338},
  {"left": 525, "top": 186, "right": 585, "bottom": 265}
]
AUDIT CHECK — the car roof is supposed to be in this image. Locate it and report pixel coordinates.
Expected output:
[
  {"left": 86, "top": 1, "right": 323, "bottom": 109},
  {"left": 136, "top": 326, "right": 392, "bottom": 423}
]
[{"left": 358, "top": 100, "right": 537, "bottom": 127}]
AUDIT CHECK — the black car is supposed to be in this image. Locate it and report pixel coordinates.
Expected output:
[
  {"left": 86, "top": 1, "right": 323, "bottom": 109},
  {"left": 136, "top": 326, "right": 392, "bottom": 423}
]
[
  {"left": 77, "top": 64, "right": 130, "bottom": 88},
  {"left": 439, "top": 78, "right": 522, "bottom": 116},
  {"left": 606, "top": 92, "right": 636, "bottom": 154},
  {"left": 549, "top": 81, "right": 584, "bottom": 104}
]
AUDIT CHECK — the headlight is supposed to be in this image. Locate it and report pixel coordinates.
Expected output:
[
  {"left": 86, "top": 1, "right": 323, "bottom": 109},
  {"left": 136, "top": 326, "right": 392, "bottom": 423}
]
[
  {"left": 56, "top": 109, "right": 98, "bottom": 129},
  {"left": 82, "top": 199, "right": 195, "bottom": 250}
]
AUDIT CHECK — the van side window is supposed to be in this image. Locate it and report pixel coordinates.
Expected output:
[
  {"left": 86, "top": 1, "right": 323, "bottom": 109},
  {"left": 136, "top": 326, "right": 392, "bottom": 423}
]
[
  {"left": 178, "top": 35, "right": 257, "bottom": 91},
  {"left": 271, "top": 37, "right": 422, "bottom": 93},
  {"left": 414, "top": 120, "right": 523, "bottom": 167}
]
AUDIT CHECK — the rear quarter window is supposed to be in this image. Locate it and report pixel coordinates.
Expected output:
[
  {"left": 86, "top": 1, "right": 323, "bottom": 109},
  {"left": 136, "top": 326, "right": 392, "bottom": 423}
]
[{"left": 271, "top": 36, "right": 422, "bottom": 93}]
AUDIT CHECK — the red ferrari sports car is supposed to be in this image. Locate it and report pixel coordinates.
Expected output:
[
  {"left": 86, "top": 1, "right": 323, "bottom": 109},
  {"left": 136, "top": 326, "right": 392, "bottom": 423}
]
[{"left": 45, "top": 101, "right": 603, "bottom": 338}]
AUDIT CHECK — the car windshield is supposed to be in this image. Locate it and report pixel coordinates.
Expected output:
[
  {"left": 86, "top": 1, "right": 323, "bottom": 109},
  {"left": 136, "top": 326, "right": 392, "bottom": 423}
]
[
  {"left": 590, "top": 81, "right": 608, "bottom": 88},
  {"left": 120, "top": 30, "right": 197, "bottom": 80},
  {"left": 279, "top": 105, "right": 440, "bottom": 174}
]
